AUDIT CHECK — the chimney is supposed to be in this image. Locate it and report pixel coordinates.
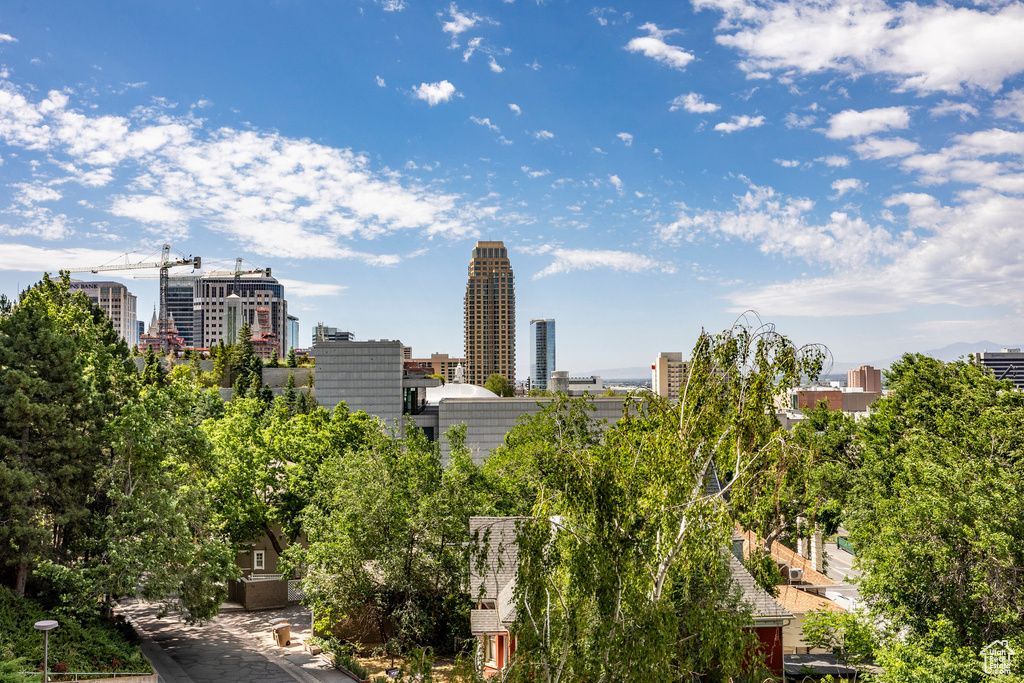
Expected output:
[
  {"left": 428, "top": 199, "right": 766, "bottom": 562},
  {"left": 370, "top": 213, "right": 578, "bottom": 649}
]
[{"left": 731, "top": 533, "right": 745, "bottom": 563}]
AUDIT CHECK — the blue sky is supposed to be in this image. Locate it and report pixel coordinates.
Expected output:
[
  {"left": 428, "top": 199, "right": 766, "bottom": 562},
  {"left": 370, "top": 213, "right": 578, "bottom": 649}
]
[{"left": 1, "top": 0, "right": 1023, "bottom": 376}]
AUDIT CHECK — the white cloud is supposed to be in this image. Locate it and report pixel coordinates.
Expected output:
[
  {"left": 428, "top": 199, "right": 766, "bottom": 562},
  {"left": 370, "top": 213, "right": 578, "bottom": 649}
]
[
  {"left": 851, "top": 136, "right": 921, "bottom": 160},
  {"left": 0, "top": 244, "right": 130, "bottom": 271},
  {"left": 659, "top": 181, "right": 899, "bottom": 268},
  {"left": 276, "top": 278, "right": 347, "bottom": 297},
  {"left": 470, "top": 116, "right": 500, "bottom": 132},
  {"left": 488, "top": 57, "right": 504, "bottom": 73},
  {"left": 608, "top": 174, "right": 623, "bottom": 191},
  {"left": 0, "top": 82, "right": 487, "bottom": 260},
  {"left": 929, "top": 100, "right": 978, "bottom": 120},
  {"left": 616, "top": 132, "right": 633, "bottom": 146},
  {"left": 817, "top": 155, "right": 850, "bottom": 167},
  {"left": 13, "top": 183, "right": 62, "bottom": 205},
  {"left": 694, "top": 0, "right": 1024, "bottom": 94},
  {"left": 498, "top": 136, "right": 513, "bottom": 145},
  {"left": 525, "top": 60, "right": 541, "bottom": 70},
  {"left": 440, "top": 3, "right": 496, "bottom": 46},
  {"left": 774, "top": 158, "right": 800, "bottom": 167},
  {"left": 521, "top": 165, "right": 550, "bottom": 178},
  {"left": 830, "top": 177, "right": 865, "bottom": 197},
  {"left": 533, "top": 130, "right": 554, "bottom": 140},
  {"left": 729, "top": 192, "right": 1024, "bottom": 316},
  {"left": 110, "top": 194, "right": 189, "bottom": 226},
  {"left": 508, "top": 103, "right": 521, "bottom": 115},
  {"left": 463, "top": 37, "right": 482, "bottom": 62},
  {"left": 375, "top": 75, "right": 387, "bottom": 88},
  {"left": 826, "top": 107, "right": 910, "bottom": 139},
  {"left": 897, "top": 128, "right": 1024, "bottom": 192},
  {"left": 625, "top": 23, "right": 695, "bottom": 71},
  {"left": 411, "top": 80, "right": 458, "bottom": 106},
  {"left": 784, "top": 112, "right": 816, "bottom": 128},
  {"left": 994, "top": 89, "right": 1024, "bottom": 122},
  {"left": 534, "top": 247, "right": 672, "bottom": 279},
  {"left": 381, "top": 0, "right": 407, "bottom": 11},
  {"left": 669, "top": 92, "right": 721, "bottom": 113},
  {"left": 0, "top": 34, "right": 16, "bottom": 43},
  {"left": 714, "top": 115, "right": 765, "bottom": 133},
  {"left": 0, "top": 207, "right": 73, "bottom": 240}
]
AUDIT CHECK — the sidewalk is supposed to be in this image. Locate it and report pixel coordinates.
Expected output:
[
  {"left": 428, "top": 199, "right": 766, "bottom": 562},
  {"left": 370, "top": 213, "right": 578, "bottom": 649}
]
[{"left": 118, "top": 599, "right": 354, "bottom": 683}]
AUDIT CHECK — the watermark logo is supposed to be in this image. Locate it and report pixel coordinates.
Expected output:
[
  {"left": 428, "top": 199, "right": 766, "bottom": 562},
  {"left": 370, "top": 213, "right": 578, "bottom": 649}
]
[{"left": 981, "top": 640, "right": 1015, "bottom": 676}]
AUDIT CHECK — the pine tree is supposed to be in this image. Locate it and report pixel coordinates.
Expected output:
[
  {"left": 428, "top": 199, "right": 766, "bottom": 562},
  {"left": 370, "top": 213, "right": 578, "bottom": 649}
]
[
  {"left": 286, "top": 347, "right": 298, "bottom": 368},
  {"left": 284, "top": 372, "right": 298, "bottom": 414},
  {"left": 268, "top": 348, "right": 279, "bottom": 368}
]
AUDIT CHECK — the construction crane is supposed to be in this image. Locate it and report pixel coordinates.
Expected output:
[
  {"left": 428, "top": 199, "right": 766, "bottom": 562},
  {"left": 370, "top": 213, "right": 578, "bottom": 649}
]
[{"left": 68, "top": 244, "right": 201, "bottom": 350}]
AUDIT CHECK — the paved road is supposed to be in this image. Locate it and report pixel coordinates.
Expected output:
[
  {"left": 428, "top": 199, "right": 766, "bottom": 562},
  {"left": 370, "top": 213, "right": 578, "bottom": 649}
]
[{"left": 119, "top": 599, "right": 353, "bottom": 683}]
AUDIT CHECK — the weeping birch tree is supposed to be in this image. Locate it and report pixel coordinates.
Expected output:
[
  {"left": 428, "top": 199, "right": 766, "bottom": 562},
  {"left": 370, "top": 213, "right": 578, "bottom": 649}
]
[{"left": 485, "top": 317, "right": 824, "bottom": 682}]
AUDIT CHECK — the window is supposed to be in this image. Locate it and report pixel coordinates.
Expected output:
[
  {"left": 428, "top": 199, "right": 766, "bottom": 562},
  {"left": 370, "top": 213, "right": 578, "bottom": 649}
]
[
  {"left": 254, "top": 550, "right": 265, "bottom": 571},
  {"left": 483, "top": 635, "right": 497, "bottom": 666}
]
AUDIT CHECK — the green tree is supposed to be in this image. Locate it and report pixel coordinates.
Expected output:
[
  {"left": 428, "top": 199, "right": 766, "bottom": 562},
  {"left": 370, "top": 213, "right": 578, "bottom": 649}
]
[
  {"left": 848, "top": 354, "right": 1024, "bottom": 648},
  {"left": 142, "top": 346, "right": 166, "bottom": 386},
  {"left": 283, "top": 371, "right": 298, "bottom": 414},
  {"left": 286, "top": 347, "right": 298, "bottom": 368},
  {"left": 485, "top": 320, "right": 824, "bottom": 682},
  {"left": 296, "top": 423, "right": 487, "bottom": 653},
  {"left": 484, "top": 373, "right": 514, "bottom": 397},
  {"left": 268, "top": 348, "right": 280, "bottom": 368},
  {"left": 0, "top": 273, "right": 133, "bottom": 596}
]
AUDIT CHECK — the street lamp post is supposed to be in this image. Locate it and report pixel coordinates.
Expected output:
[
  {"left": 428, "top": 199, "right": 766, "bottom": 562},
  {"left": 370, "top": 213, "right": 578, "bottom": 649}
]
[{"left": 33, "top": 620, "right": 58, "bottom": 683}]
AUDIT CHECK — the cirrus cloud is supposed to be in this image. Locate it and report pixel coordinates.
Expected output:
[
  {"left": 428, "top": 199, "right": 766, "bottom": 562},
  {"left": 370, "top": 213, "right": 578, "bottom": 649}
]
[{"left": 533, "top": 247, "right": 674, "bottom": 279}]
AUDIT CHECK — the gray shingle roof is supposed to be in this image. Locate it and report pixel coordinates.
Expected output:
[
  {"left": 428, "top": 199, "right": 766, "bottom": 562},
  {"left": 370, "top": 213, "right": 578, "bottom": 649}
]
[
  {"left": 470, "top": 608, "right": 503, "bottom": 633},
  {"left": 469, "top": 517, "right": 524, "bottom": 601},
  {"left": 726, "top": 552, "right": 793, "bottom": 622}
]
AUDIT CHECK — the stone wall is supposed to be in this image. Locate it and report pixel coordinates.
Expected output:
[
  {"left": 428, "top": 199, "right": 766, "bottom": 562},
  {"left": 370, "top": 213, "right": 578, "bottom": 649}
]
[{"left": 237, "top": 577, "right": 289, "bottom": 611}]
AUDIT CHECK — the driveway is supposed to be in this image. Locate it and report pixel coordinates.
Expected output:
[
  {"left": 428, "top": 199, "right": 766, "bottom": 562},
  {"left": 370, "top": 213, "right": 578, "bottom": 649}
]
[{"left": 118, "top": 599, "right": 354, "bottom": 683}]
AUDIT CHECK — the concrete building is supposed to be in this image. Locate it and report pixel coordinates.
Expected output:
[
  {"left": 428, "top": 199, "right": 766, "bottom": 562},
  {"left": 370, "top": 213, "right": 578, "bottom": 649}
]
[
  {"left": 313, "top": 322, "right": 353, "bottom": 345},
  {"left": 436, "top": 396, "right": 628, "bottom": 463},
  {"left": 847, "top": 365, "right": 882, "bottom": 392},
  {"left": 314, "top": 340, "right": 438, "bottom": 430},
  {"left": 652, "top": 352, "right": 690, "bottom": 400},
  {"left": 69, "top": 280, "right": 139, "bottom": 348},
  {"left": 549, "top": 371, "right": 604, "bottom": 395},
  {"left": 530, "top": 318, "right": 555, "bottom": 390},
  {"left": 165, "top": 271, "right": 288, "bottom": 353},
  {"left": 975, "top": 348, "right": 1024, "bottom": 389},
  {"left": 407, "top": 352, "right": 468, "bottom": 384},
  {"left": 464, "top": 241, "right": 516, "bottom": 386}
]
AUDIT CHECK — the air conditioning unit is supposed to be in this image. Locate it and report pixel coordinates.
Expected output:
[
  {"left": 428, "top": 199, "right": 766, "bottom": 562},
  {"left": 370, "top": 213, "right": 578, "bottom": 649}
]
[{"left": 788, "top": 568, "right": 804, "bottom": 582}]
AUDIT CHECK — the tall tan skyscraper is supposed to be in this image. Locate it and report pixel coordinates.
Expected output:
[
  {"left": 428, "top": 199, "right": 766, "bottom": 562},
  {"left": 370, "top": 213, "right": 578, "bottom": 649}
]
[{"left": 464, "top": 241, "right": 516, "bottom": 386}]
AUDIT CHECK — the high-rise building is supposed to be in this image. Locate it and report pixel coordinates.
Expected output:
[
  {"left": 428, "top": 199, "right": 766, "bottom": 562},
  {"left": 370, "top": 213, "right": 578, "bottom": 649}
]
[
  {"left": 847, "top": 365, "right": 882, "bottom": 392},
  {"left": 464, "top": 241, "right": 516, "bottom": 386},
  {"left": 69, "top": 280, "right": 139, "bottom": 348},
  {"left": 287, "top": 315, "right": 300, "bottom": 351},
  {"left": 652, "top": 352, "right": 690, "bottom": 399},
  {"left": 530, "top": 319, "right": 555, "bottom": 390},
  {"left": 165, "top": 271, "right": 288, "bottom": 353},
  {"left": 976, "top": 349, "right": 1024, "bottom": 389}
]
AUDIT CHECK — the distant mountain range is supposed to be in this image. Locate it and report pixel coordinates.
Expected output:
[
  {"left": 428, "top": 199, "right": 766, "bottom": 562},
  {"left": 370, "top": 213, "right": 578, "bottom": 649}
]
[
  {"left": 827, "top": 340, "right": 1022, "bottom": 374},
  {"left": 576, "top": 341, "right": 1022, "bottom": 381}
]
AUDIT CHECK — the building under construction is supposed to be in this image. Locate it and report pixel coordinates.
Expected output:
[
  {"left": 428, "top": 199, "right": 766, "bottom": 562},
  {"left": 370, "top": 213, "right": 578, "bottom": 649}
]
[{"left": 166, "top": 269, "right": 290, "bottom": 354}]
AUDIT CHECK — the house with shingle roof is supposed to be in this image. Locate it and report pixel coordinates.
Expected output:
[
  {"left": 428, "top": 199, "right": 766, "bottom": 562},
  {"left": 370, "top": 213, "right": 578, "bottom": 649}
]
[
  {"left": 735, "top": 528, "right": 850, "bottom": 654},
  {"left": 468, "top": 517, "right": 523, "bottom": 677},
  {"left": 469, "top": 516, "right": 794, "bottom": 678}
]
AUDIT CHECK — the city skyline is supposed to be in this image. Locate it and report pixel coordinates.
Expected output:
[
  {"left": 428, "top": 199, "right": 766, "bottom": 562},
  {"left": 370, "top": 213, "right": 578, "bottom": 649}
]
[{"left": 1, "top": 1, "right": 1024, "bottom": 376}]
